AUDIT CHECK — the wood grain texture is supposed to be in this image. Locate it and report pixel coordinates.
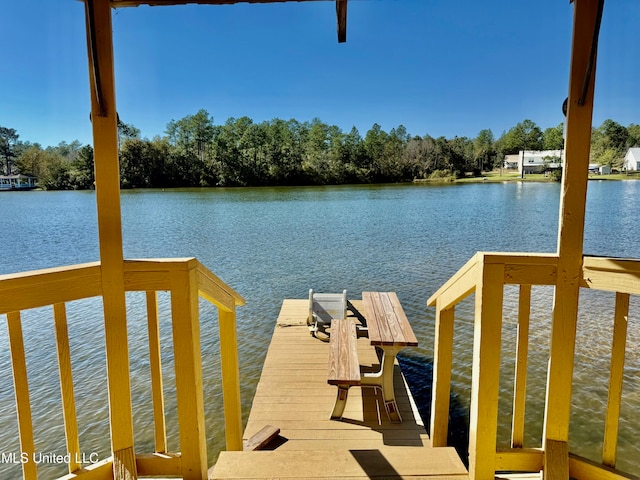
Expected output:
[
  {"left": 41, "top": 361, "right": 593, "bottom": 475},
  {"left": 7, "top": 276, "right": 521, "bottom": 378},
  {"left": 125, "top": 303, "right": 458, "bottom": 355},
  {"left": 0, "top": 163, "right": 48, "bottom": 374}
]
[{"left": 328, "top": 319, "right": 361, "bottom": 386}]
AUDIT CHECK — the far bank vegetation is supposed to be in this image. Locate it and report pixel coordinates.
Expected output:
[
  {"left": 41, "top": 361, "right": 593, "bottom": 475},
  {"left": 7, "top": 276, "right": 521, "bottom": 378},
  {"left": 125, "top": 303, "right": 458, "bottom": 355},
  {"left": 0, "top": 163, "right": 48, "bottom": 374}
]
[{"left": 1, "top": 113, "right": 639, "bottom": 189}]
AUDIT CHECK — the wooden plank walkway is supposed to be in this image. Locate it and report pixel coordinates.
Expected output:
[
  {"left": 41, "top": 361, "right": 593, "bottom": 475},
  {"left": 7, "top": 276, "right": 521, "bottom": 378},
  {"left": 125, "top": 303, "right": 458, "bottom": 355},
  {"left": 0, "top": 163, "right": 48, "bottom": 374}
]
[{"left": 210, "top": 298, "right": 469, "bottom": 479}]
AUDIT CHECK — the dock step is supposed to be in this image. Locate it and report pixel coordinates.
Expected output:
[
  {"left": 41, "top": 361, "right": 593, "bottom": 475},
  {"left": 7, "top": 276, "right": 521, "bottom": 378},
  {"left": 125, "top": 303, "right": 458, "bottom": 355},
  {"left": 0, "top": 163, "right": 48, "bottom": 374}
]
[{"left": 209, "top": 446, "right": 468, "bottom": 479}]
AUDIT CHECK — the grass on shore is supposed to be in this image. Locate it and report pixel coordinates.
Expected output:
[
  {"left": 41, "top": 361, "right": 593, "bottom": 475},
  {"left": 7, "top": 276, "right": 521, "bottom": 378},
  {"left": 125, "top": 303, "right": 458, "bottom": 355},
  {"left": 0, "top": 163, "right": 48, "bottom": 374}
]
[{"left": 415, "top": 170, "right": 640, "bottom": 184}]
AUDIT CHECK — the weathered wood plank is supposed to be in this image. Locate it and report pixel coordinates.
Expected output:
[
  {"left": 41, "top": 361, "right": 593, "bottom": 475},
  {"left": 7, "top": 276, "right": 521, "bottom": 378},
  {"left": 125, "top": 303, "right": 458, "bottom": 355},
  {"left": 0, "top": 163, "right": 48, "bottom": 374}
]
[
  {"left": 363, "top": 292, "right": 417, "bottom": 347},
  {"left": 380, "top": 292, "right": 406, "bottom": 344},
  {"left": 388, "top": 292, "right": 419, "bottom": 345},
  {"left": 243, "top": 425, "right": 281, "bottom": 451},
  {"left": 328, "top": 319, "right": 361, "bottom": 386}
]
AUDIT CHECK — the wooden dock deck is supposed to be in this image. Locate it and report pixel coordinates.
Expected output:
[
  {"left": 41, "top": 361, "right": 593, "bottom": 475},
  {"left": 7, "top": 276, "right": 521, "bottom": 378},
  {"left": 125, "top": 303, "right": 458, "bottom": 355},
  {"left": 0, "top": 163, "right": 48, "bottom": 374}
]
[{"left": 209, "top": 298, "right": 469, "bottom": 479}]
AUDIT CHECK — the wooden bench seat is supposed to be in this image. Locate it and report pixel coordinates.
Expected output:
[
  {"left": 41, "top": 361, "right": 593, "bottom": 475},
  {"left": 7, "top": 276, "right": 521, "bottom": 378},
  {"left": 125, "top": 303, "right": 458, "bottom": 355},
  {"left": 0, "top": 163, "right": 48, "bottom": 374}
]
[{"left": 327, "top": 319, "right": 360, "bottom": 419}]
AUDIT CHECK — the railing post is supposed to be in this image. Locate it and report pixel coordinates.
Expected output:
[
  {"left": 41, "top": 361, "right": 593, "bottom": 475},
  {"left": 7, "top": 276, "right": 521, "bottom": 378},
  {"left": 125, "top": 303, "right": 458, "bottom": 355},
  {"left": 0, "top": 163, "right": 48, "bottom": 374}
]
[
  {"left": 468, "top": 262, "right": 504, "bottom": 480},
  {"left": 84, "top": 0, "right": 137, "bottom": 476},
  {"left": 544, "top": 1, "right": 601, "bottom": 477},
  {"left": 170, "top": 266, "right": 208, "bottom": 479},
  {"left": 219, "top": 305, "right": 243, "bottom": 452},
  {"left": 430, "top": 302, "right": 455, "bottom": 447}
]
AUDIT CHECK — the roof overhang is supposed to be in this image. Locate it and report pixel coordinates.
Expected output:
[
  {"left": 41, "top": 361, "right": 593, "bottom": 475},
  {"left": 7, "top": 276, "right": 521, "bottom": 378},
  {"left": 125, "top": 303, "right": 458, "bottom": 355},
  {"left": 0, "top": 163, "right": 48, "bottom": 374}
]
[{"left": 99, "top": 0, "right": 348, "bottom": 43}]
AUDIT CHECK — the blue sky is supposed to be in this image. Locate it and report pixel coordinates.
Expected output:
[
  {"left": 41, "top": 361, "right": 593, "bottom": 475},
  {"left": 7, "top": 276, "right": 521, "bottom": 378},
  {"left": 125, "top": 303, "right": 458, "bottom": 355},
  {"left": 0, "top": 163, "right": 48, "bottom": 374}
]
[{"left": 1, "top": 0, "right": 638, "bottom": 148}]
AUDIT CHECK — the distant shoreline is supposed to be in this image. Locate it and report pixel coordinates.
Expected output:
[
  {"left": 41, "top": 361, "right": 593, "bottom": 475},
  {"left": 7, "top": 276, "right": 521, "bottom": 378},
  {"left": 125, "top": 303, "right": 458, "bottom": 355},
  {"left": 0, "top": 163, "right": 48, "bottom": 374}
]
[{"left": 414, "top": 171, "right": 640, "bottom": 184}]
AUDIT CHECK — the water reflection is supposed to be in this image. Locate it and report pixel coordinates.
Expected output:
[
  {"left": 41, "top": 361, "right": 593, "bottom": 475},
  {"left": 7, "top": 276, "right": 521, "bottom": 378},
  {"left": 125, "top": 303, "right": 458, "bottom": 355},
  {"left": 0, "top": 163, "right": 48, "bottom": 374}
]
[{"left": 0, "top": 181, "right": 638, "bottom": 476}]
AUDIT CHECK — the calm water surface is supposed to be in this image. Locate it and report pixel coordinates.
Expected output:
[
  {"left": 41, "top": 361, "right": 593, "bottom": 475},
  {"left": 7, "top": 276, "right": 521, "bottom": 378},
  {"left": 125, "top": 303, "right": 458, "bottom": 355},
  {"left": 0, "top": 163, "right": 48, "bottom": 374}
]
[{"left": 0, "top": 181, "right": 639, "bottom": 477}]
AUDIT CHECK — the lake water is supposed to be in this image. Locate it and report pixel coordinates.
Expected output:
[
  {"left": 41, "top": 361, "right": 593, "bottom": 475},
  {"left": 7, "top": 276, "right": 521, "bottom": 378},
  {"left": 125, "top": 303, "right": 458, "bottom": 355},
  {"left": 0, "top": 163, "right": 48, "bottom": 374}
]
[{"left": 0, "top": 181, "right": 639, "bottom": 477}]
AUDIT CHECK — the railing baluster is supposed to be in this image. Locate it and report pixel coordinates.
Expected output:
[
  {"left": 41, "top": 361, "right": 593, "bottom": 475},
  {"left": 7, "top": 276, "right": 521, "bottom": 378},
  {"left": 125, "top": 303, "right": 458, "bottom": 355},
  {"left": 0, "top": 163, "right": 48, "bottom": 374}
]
[
  {"left": 219, "top": 305, "right": 243, "bottom": 452},
  {"left": 53, "top": 303, "right": 81, "bottom": 473},
  {"left": 602, "top": 292, "right": 630, "bottom": 468},
  {"left": 430, "top": 303, "right": 455, "bottom": 448},
  {"left": 511, "top": 284, "right": 532, "bottom": 448},
  {"left": 145, "top": 291, "right": 167, "bottom": 454},
  {"left": 6, "top": 311, "right": 37, "bottom": 480}
]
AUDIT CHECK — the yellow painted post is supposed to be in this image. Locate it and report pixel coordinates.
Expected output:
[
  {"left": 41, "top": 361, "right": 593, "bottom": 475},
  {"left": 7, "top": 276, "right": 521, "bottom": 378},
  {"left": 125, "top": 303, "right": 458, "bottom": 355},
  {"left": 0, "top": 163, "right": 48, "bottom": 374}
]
[
  {"left": 84, "top": 0, "right": 137, "bottom": 477},
  {"left": 602, "top": 292, "right": 630, "bottom": 467},
  {"left": 511, "top": 284, "right": 531, "bottom": 448},
  {"left": 219, "top": 305, "right": 243, "bottom": 452},
  {"left": 53, "top": 303, "right": 81, "bottom": 473},
  {"left": 430, "top": 302, "right": 455, "bottom": 447},
  {"left": 170, "top": 267, "right": 208, "bottom": 479},
  {"left": 146, "top": 291, "right": 167, "bottom": 453},
  {"left": 468, "top": 262, "right": 504, "bottom": 480},
  {"left": 543, "top": 1, "right": 601, "bottom": 470},
  {"left": 6, "top": 311, "right": 37, "bottom": 480}
]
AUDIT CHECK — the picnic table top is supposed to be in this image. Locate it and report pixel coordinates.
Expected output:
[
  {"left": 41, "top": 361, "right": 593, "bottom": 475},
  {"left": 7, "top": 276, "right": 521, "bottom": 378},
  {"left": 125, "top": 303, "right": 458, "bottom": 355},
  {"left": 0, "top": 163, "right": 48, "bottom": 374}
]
[{"left": 362, "top": 291, "right": 419, "bottom": 347}]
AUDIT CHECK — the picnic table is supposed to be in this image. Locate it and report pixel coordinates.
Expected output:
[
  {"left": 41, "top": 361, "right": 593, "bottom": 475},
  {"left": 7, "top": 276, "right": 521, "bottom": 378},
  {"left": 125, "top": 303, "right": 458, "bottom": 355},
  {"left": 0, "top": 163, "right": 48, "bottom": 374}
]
[
  {"left": 361, "top": 291, "right": 419, "bottom": 423},
  {"left": 328, "top": 291, "right": 418, "bottom": 423}
]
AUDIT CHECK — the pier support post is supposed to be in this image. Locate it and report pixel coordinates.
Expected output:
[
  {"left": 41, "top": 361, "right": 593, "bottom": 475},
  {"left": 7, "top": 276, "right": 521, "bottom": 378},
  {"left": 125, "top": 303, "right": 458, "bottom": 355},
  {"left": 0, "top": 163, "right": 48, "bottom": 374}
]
[
  {"left": 543, "top": 0, "right": 601, "bottom": 478},
  {"left": 84, "top": 0, "right": 137, "bottom": 478}
]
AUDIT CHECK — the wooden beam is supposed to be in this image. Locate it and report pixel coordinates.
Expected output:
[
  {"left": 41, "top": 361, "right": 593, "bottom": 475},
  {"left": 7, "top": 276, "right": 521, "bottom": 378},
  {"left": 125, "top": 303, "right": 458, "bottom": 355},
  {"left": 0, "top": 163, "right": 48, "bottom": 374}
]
[
  {"left": 543, "top": 0, "right": 601, "bottom": 476},
  {"left": 111, "top": 0, "right": 331, "bottom": 6},
  {"left": 84, "top": 0, "right": 137, "bottom": 478},
  {"left": 336, "top": 0, "right": 347, "bottom": 43}
]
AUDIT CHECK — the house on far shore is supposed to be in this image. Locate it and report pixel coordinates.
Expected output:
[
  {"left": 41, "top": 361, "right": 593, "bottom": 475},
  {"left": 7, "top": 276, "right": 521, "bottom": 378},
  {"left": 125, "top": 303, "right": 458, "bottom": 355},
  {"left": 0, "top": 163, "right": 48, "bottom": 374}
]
[
  {"left": 624, "top": 148, "right": 640, "bottom": 172},
  {"left": 503, "top": 154, "right": 520, "bottom": 170},
  {"left": 0, "top": 174, "right": 38, "bottom": 191},
  {"left": 517, "top": 149, "right": 565, "bottom": 175}
]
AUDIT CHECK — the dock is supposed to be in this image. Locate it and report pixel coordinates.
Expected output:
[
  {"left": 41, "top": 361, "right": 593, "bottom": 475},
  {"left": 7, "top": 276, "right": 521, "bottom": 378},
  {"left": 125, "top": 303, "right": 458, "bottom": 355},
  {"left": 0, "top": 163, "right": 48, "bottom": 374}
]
[{"left": 209, "top": 298, "right": 468, "bottom": 479}]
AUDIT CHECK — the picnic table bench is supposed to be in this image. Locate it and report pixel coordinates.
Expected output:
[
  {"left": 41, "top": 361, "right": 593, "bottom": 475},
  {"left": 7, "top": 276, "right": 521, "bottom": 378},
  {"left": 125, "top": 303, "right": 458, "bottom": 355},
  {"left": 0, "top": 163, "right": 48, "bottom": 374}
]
[{"left": 327, "top": 292, "right": 418, "bottom": 423}]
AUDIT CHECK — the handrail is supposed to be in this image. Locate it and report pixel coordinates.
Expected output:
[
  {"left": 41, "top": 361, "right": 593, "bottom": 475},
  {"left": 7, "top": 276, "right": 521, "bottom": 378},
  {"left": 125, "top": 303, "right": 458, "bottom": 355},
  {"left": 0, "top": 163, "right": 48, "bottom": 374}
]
[
  {"left": 428, "top": 252, "right": 639, "bottom": 480},
  {"left": 0, "top": 258, "right": 244, "bottom": 480}
]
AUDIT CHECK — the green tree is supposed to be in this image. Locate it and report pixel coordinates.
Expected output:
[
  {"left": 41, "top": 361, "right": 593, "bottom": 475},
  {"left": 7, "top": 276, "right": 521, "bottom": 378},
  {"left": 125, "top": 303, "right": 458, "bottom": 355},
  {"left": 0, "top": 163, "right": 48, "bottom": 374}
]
[
  {"left": 627, "top": 124, "right": 640, "bottom": 148},
  {"left": 542, "top": 123, "right": 564, "bottom": 150},
  {"left": 499, "top": 119, "right": 543, "bottom": 154},
  {"left": 591, "top": 119, "right": 628, "bottom": 168},
  {"left": 0, "top": 126, "right": 20, "bottom": 174},
  {"left": 473, "top": 129, "right": 495, "bottom": 173},
  {"left": 166, "top": 109, "right": 216, "bottom": 185}
]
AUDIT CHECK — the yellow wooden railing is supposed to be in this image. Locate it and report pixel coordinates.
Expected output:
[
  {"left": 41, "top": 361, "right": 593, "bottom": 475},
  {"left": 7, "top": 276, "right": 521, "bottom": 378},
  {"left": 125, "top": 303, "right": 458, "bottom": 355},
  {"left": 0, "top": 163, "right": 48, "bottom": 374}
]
[
  {"left": 0, "top": 258, "right": 245, "bottom": 480},
  {"left": 427, "top": 252, "right": 639, "bottom": 480}
]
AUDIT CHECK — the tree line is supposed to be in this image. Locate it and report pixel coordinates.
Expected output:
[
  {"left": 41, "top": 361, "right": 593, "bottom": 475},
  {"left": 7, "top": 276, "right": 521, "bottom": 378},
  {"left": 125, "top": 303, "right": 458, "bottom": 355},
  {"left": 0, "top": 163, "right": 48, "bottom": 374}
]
[{"left": 1, "top": 114, "right": 639, "bottom": 190}]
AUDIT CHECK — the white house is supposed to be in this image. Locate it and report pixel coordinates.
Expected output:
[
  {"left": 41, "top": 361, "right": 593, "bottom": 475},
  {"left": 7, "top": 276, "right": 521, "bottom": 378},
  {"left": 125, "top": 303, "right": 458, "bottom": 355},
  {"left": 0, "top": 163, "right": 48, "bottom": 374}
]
[
  {"left": 503, "top": 154, "right": 520, "bottom": 170},
  {"left": 518, "top": 150, "right": 565, "bottom": 175},
  {"left": 624, "top": 148, "right": 640, "bottom": 172}
]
